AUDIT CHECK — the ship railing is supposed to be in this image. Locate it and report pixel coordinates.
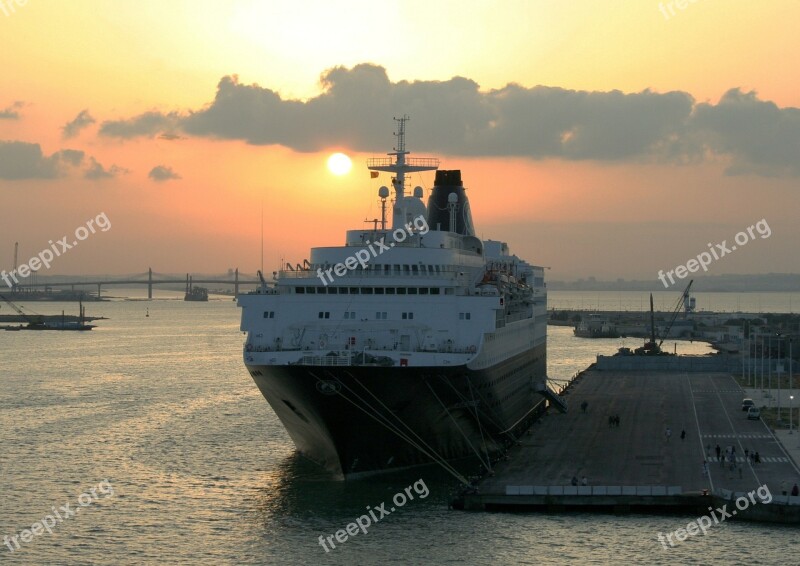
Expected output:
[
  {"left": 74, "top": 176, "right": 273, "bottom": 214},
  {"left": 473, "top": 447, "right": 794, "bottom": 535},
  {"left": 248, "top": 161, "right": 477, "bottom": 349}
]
[
  {"left": 244, "top": 344, "right": 299, "bottom": 353},
  {"left": 276, "top": 269, "right": 460, "bottom": 280},
  {"left": 367, "top": 157, "right": 440, "bottom": 169},
  {"left": 298, "top": 353, "right": 352, "bottom": 366},
  {"left": 244, "top": 343, "right": 478, "bottom": 355}
]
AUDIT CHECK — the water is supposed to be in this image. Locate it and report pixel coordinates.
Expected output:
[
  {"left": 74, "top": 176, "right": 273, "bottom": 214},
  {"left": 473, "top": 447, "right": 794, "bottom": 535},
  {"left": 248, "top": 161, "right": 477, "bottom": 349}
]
[
  {"left": 1, "top": 298, "right": 795, "bottom": 565},
  {"left": 550, "top": 290, "right": 800, "bottom": 314}
]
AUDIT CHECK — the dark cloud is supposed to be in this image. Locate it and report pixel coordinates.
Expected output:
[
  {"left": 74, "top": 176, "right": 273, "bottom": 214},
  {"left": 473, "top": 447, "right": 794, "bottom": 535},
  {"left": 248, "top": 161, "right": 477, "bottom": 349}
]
[
  {"left": 148, "top": 165, "right": 181, "bottom": 182},
  {"left": 99, "top": 64, "right": 800, "bottom": 177},
  {"left": 691, "top": 88, "right": 800, "bottom": 177},
  {"left": 84, "top": 157, "right": 127, "bottom": 180},
  {"left": 62, "top": 109, "right": 96, "bottom": 138},
  {"left": 0, "top": 101, "right": 24, "bottom": 120},
  {"left": 0, "top": 141, "right": 84, "bottom": 179},
  {"left": 99, "top": 111, "right": 180, "bottom": 138}
]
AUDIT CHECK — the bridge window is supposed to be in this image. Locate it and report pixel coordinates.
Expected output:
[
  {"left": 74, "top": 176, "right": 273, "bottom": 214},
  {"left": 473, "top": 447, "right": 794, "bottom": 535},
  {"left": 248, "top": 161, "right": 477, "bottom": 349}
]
[
  {"left": 385, "top": 287, "right": 396, "bottom": 295},
  {"left": 318, "top": 311, "right": 330, "bottom": 319},
  {"left": 419, "top": 288, "right": 429, "bottom": 295},
  {"left": 296, "top": 287, "right": 305, "bottom": 294},
  {"left": 402, "top": 312, "right": 414, "bottom": 320},
  {"left": 459, "top": 312, "right": 472, "bottom": 320},
  {"left": 263, "top": 311, "right": 275, "bottom": 319},
  {"left": 343, "top": 311, "right": 355, "bottom": 319},
  {"left": 374, "top": 287, "right": 385, "bottom": 295},
  {"left": 375, "top": 312, "right": 388, "bottom": 320}
]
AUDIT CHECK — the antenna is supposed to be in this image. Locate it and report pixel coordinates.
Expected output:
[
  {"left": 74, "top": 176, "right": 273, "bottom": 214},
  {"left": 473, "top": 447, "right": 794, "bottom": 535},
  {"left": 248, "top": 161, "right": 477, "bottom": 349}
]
[
  {"left": 394, "top": 115, "right": 408, "bottom": 154},
  {"left": 13, "top": 242, "right": 18, "bottom": 291},
  {"left": 260, "top": 202, "right": 264, "bottom": 274},
  {"left": 366, "top": 116, "right": 439, "bottom": 230}
]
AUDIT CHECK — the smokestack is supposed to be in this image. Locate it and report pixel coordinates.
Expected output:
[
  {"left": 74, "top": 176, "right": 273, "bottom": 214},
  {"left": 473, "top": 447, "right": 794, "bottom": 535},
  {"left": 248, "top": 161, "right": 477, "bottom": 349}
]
[{"left": 426, "top": 170, "right": 475, "bottom": 235}]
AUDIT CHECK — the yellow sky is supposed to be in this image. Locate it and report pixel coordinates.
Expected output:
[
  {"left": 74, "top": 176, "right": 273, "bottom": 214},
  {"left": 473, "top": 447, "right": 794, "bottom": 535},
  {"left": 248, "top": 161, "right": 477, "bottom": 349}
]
[{"left": 1, "top": 0, "right": 799, "bottom": 280}]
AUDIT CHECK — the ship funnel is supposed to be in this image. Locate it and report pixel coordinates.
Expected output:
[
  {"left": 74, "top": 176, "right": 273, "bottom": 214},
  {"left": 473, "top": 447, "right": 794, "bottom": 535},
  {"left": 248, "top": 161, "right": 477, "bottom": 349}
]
[{"left": 426, "top": 170, "right": 475, "bottom": 235}]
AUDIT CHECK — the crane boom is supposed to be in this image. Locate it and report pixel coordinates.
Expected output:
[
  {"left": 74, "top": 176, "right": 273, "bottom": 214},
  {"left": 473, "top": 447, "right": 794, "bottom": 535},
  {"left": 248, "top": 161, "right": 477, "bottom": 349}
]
[
  {"left": 658, "top": 280, "right": 694, "bottom": 348},
  {"left": 0, "top": 293, "right": 37, "bottom": 324}
]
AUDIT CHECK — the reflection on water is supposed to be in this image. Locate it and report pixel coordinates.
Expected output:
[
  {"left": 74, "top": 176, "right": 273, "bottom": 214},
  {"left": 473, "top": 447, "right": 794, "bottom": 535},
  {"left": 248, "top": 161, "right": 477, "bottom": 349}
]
[{"left": 0, "top": 299, "right": 792, "bottom": 565}]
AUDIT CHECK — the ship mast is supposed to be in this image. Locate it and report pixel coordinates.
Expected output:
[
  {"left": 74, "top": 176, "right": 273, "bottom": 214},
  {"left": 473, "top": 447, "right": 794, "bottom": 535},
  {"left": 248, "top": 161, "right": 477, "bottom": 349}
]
[{"left": 367, "top": 116, "right": 439, "bottom": 229}]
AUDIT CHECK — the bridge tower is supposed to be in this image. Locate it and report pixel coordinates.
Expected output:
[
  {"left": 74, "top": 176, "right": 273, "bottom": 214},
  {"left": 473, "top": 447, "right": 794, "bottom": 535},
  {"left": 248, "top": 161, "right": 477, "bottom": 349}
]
[{"left": 148, "top": 268, "right": 153, "bottom": 299}]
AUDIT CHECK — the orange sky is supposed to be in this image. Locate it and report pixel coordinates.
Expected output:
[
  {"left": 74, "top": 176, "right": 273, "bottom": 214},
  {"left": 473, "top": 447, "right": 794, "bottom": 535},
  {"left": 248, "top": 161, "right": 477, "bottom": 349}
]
[{"left": 1, "top": 0, "right": 799, "bottom": 281}]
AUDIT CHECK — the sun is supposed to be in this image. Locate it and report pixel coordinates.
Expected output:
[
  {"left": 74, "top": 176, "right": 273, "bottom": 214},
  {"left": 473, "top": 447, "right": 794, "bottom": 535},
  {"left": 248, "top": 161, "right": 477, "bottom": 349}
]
[{"left": 327, "top": 152, "right": 352, "bottom": 175}]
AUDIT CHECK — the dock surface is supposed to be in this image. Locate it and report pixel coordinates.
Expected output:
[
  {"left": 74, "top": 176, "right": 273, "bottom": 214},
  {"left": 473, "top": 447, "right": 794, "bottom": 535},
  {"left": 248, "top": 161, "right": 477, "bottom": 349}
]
[{"left": 464, "top": 369, "right": 800, "bottom": 522}]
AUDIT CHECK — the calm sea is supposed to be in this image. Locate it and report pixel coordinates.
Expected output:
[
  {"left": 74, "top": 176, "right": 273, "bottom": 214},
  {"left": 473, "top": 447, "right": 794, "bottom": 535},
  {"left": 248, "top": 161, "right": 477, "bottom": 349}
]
[{"left": 1, "top": 293, "right": 797, "bottom": 565}]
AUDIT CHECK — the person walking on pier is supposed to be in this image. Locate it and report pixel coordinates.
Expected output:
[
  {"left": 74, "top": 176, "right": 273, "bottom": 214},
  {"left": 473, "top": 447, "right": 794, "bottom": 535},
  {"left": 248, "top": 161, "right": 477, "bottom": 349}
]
[
  {"left": 715, "top": 444, "right": 721, "bottom": 460},
  {"left": 581, "top": 401, "right": 588, "bottom": 414},
  {"left": 680, "top": 429, "right": 686, "bottom": 441},
  {"left": 792, "top": 483, "right": 799, "bottom": 497},
  {"left": 702, "top": 460, "right": 709, "bottom": 477}
]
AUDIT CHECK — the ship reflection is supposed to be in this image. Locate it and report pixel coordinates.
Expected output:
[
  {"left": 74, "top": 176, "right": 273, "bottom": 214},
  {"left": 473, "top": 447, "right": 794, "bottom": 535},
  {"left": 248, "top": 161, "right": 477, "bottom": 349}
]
[{"left": 249, "top": 453, "right": 455, "bottom": 524}]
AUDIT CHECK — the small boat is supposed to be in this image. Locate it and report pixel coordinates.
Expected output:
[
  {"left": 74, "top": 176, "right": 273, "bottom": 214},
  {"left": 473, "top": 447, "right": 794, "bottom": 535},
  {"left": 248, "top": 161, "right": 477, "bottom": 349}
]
[{"left": 184, "top": 276, "right": 209, "bottom": 301}]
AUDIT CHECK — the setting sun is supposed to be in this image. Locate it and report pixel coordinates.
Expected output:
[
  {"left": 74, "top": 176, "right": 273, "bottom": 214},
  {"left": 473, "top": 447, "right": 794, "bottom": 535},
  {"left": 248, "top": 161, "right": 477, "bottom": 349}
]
[{"left": 327, "top": 152, "right": 352, "bottom": 175}]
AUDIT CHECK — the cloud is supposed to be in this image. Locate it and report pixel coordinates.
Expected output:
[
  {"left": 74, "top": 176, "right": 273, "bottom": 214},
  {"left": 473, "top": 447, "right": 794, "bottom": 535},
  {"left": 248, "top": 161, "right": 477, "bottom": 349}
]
[
  {"left": 691, "top": 88, "right": 800, "bottom": 177},
  {"left": 84, "top": 157, "right": 127, "bottom": 180},
  {"left": 0, "top": 101, "right": 25, "bottom": 120},
  {"left": 62, "top": 109, "right": 96, "bottom": 138},
  {"left": 99, "top": 64, "right": 800, "bottom": 177},
  {"left": 148, "top": 165, "right": 181, "bottom": 182},
  {"left": 0, "top": 141, "right": 84, "bottom": 179},
  {"left": 99, "top": 111, "right": 181, "bottom": 138}
]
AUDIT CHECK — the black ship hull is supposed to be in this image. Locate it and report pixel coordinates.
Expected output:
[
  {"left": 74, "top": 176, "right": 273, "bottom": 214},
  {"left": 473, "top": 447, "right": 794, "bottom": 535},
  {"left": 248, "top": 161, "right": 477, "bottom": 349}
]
[{"left": 246, "top": 343, "right": 546, "bottom": 478}]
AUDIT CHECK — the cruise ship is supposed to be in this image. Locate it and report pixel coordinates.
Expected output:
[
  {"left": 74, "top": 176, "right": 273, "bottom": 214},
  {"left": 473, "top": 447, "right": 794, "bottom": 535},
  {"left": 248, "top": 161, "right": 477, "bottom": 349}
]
[{"left": 238, "top": 117, "right": 556, "bottom": 479}]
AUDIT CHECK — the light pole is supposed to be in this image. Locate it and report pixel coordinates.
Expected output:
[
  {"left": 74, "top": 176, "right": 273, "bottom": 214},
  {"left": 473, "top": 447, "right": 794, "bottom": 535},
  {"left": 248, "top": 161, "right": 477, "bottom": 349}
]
[
  {"left": 777, "top": 334, "right": 783, "bottom": 420},
  {"left": 769, "top": 334, "right": 773, "bottom": 406},
  {"left": 761, "top": 332, "right": 765, "bottom": 391},
  {"left": 791, "top": 395, "right": 794, "bottom": 434}
]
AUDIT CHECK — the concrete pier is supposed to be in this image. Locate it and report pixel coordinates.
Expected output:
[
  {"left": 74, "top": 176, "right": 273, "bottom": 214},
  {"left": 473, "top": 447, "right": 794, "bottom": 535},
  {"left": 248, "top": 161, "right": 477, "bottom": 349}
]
[{"left": 458, "top": 368, "right": 800, "bottom": 523}]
